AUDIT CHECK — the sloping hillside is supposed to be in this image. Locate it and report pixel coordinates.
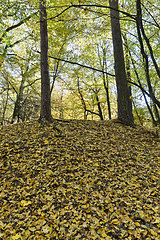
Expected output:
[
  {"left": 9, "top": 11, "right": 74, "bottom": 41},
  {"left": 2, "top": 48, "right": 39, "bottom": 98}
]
[{"left": 0, "top": 120, "right": 159, "bottom": 240}]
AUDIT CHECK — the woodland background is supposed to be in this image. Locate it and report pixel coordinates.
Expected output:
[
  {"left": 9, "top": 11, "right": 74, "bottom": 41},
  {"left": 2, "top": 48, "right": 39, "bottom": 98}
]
[
  {"left": 0, "top": 0, "right": 160, "bottom": 125},
  {"left": 0, "top": 1, "right": 160, "bottom": 239}
]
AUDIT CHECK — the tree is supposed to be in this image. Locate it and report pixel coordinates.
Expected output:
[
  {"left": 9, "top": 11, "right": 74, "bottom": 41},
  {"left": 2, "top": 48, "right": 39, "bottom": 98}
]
[
  {"left": 97, "top": 43, "right": 112, "bottom": 120},
  {"left": 77, "top": 76, "right": 88, "bottom": 120},
  {"left": 0, "top": 0, "right": 35, "bottom": 69},
  {"left": 39, "top": 0, "right": 53, "bottom": 122},
  {"left": 136, "top": 0, "right": 160, "bottom": 125},
  {"left": 1, "top": 0, "right": 159, "bottom": 125},
  {"left": 109, "top": 0, "right": 134, "bottom": 125}
]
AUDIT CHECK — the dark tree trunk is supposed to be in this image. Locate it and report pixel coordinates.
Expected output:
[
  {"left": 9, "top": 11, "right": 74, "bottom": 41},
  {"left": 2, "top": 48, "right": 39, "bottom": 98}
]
[
  {"left": 39, "top": 0, "right": 53, "bottom": 122},
  {"left": 102, "top": 72, "right": 111, "bottom": 120},
  {"left": 136, "top": 0, "right": 160, "bottom": 79},
  {"left": 136, "top": 0, "right": 160, "bottom": 125},
  {"left": 93, "top": 78, "right": 104, "bottom": 120},
  {"left": 95, "top": 91, "right": 104, "bottom": 120},
  {"left": 77, "top": 76, "right": 88, "bottom": 120},
  {"left": 132, "top": 100, "right": 144, "bottom": 126},
  {"left": 129, "top": 49, "right": 157, "bottom": 125},
  {"left": 11, "top": 70, "right": 26, "bottom": 123},
  {"left": 1, "top": 82, "right": 9, "bottom": 125},
  {"left": 102, "top": 48, "right": 112, "bottom": 120},
  {"left": 109, "top": 0, "right": 134, "bottom": 125}
]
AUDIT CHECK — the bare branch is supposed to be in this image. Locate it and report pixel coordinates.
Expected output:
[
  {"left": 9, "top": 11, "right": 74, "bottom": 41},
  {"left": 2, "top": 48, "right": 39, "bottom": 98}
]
[
  {"left": 47, "top": 6, "right": 72, "bottom": 21},
  {"left": 0, "top": 12, "right": 37, "bottom": 43},
  {"left": 48, "top": 55, "right": 115, "bottom": 77}
]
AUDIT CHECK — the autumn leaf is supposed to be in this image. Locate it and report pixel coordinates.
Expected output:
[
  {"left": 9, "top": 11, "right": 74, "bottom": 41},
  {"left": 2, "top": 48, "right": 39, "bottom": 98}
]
[
  {"left": 12, "top": 233, "right": 22, "bottom": 240},
  {"left": 20, "top": 200, "right": 32, "bottom": 206},
  {"left": 0, "top": 120, "right": 159, "bottom": 239}
]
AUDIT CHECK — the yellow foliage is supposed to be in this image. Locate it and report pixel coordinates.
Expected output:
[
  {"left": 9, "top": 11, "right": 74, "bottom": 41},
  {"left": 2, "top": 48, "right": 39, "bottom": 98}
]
[{"left": 0, "top": 120, "right": 159, "bottom": 239}]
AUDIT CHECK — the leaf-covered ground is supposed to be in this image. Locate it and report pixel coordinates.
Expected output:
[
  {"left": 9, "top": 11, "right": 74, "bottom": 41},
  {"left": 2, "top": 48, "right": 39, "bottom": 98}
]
[{"left": 0, "top": 120, "right": 160, "bottom": 240}]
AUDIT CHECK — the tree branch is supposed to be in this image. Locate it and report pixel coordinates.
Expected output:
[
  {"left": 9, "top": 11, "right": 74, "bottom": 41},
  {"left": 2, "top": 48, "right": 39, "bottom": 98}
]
[
  {"left": 48, "top": 55, "right": 115, "bottom": 77},
  {"left": 69, "top": 4, "right": 135, "bottom": 20},
  {"left": 47, "top": 6, "right": 72, "bottom": 21},
  {"left": 35, "top": 50, "right": 115, "bottom": 77},
  {"left": 0, "top": 12, "right": 37, "bottom": 43},
  {"left": 86, "top": 109, "right": 101, "bottom": 117}
]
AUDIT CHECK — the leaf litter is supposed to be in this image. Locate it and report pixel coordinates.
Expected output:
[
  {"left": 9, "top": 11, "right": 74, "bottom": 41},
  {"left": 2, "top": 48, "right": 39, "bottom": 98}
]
[{"left": 0, "top": 119, "right": 159, "bottom": 240}]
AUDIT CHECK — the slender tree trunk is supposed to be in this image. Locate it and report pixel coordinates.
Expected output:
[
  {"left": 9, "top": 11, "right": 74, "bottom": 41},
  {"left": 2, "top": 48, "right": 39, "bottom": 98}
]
[
  {"left": 123, "top": 34, "right": 131, "bottom": 84},
  {"left": 1, "top": 82, "right": 9, "bottom": 125},
  {"left": 95, "top": 91, "right": 104, "bottom": 120},
  {"left": 102, "top": 72, "right": 111, "bottom": 119},
  {"left": 129, "top": 50, "right": 157, "bottom": 125},
  {"left": 123, "top": 34, "right": 134, "bottom": 116},
  {"left": 109, "top": 0, "right": 134, "bottom": 125},
  {"left": 132, "top": 100, "right": 144, "bottom": 126},
  {"left": 93, "top": 78, "right": 104, "bottom": 120},
  {"left": 136, "top": 0, "right": 160, "bottom": 79},
  {"left": 77, "top": 76, "right": 88, "bottom": 120},
  {"left": 136, "top": 0, "right": 160, "bottom": 125},
  {"left": 39, "top": 0, "right": 53, "bottom": 122},
  {"left": 102, "top": 48, "right": 112, "bottom": 119},
  {"left": 59, "top": 90, "right": 64, "bottom": 119},
  {"left": 11, "top": 70, "right": 26, "bottom": 123}
]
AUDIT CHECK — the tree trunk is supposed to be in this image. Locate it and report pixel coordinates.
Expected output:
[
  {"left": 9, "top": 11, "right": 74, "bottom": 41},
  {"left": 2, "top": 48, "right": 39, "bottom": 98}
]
[
  {"left": 1, "top": 82, "right": 9, "bottom": 125},
  {"left": 129, "top": 49, "right": 157, "bottom": 125},
  {"left": 11, "top": 76, "right": 25, "bottom": 123},
  {"left": 136, "top": 0, "right": 160, "bottom": 125},
  {"left": 102, "top": 48, "right": 111, "bottom": 120},
  {"left": 95, "top": 91, "right": 104, "bottom": 120},
  {"left": 77, "top": 76, "right": 88, "bottom": 120},
  {"left": 109, "top": 0, "right": 134, "bottom": 125},
  {"left": 39, "top": 0, "right": 53, "bottom": 122},
  {"left": 136, "top": 0, "right": 160, "bottom": 79}
]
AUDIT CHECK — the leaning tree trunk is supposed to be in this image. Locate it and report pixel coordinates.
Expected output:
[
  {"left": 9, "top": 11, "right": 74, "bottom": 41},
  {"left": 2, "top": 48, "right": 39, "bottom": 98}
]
[
  {"left": 95, "top": 91, "right": 104, "bottom": 120},
  {"left": 109, "top": 0, "right": 134, "bottom": 125},
  {"left": 39, "top": 0, "right": 53, "bottom": 122}
]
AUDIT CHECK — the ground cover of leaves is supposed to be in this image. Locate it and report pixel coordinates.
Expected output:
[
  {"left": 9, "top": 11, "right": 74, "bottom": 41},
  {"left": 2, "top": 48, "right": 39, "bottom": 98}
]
[{"left": 0, "top": 119, "right": 160, "bottom": 240}]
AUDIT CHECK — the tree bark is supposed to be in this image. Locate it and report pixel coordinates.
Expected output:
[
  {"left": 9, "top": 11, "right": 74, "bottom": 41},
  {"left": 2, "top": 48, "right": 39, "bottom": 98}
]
[
  {"left": 102, "top": 48, "right": 111, "bottom": 119},
  {"left": 136, "top": 0, "right": 160, "bottom": 125},
  {"left": 1, "top": 82, "right": 9, "bottom": 125},
  {"left": 95, "top": 92, "right": 104, "bottom": 120},
  {"left": 109, "top": 0, "right": 134, "bottom": 125},
  {"left": 77, "top": 76, "right": 88, "bottom": 120},
  {"left": 11, "top": 74, "right": 25, "bottom": 123},
  {"left": 39, "top": 0, "right": 53, "bottom": 122},
  {"left": 129, "top": 49, "right": 157, "bottom": 125},
  {"left": 136, "top": 0, "right": 160, "bottom": 79}
]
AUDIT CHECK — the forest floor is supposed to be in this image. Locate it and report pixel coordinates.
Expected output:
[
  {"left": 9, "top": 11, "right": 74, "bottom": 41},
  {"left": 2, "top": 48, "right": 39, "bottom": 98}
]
[{"left": 0, "top": 119, "right": 160, "bottom": 240}]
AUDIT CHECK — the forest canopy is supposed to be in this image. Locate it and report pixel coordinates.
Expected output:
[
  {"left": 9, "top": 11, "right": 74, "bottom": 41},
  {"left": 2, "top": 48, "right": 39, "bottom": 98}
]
[
  {"left": 0, "top": 2, "right": 160, "bottom": 239},
  {"left": 0, "top": 0, "right": 160, "bottom": 126}
]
